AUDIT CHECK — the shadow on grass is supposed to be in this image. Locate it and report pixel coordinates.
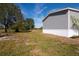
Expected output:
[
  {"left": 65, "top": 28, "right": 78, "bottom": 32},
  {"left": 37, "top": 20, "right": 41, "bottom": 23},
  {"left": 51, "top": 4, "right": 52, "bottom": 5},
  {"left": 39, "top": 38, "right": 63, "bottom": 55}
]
[{"left": 71, "top": 36, "right": 79, "bottom": 39}]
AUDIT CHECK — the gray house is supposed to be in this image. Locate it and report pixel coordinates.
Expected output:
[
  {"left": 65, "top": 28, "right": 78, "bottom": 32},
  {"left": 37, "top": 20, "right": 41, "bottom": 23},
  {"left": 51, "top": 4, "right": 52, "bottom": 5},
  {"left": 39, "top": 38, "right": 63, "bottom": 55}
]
[{"left": 43, "top": 7, "right": 79, "bottom": 37}]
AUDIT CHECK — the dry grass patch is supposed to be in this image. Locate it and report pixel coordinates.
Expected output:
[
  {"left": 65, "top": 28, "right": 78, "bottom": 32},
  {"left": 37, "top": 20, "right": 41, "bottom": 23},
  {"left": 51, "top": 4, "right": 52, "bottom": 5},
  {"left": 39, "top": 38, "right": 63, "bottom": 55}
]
[{"left": 0, "top": 30, "right": 79, "bottom": 55}]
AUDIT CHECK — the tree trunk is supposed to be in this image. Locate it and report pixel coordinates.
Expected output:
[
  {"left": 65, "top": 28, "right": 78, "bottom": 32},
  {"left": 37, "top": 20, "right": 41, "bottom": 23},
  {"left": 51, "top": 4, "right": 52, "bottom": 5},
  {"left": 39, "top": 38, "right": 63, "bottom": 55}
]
[
  {"left": 5, "top": 25, "right": 8, "bottom": 33},
  {"left": 5, "top": 28, "right": 7, "bottom": 33}
]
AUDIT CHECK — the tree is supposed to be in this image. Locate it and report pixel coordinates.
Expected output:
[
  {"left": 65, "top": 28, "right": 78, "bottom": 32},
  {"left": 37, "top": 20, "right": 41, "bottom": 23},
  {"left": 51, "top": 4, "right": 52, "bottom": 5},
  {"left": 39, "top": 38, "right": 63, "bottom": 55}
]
[
  {"left": 0, "top": 4, "right": 24, "bottom": 32},
  {"left": 24, "top": 18, "right": 35, "bottom": 31}
]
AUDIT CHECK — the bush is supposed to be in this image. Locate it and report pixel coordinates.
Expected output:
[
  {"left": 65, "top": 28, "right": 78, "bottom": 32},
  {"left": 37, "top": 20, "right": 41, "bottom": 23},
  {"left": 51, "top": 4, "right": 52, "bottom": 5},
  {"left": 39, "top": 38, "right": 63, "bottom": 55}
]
[{"left": 15, "top": 28, "right": 20, "bottom": 32}]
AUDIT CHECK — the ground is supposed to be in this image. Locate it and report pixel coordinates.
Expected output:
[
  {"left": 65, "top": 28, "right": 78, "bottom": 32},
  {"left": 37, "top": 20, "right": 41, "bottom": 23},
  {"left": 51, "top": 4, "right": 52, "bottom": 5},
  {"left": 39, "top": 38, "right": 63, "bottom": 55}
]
[{"left": 0, "top": 30, "right": 79, "bottom": 56}]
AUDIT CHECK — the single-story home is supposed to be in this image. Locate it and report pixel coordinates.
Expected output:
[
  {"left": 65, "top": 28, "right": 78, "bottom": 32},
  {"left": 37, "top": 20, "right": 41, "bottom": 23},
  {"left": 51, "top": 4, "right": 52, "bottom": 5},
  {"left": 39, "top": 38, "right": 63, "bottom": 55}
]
[{"left": 43, "top": 7, "right": 79, "bottom": 37}]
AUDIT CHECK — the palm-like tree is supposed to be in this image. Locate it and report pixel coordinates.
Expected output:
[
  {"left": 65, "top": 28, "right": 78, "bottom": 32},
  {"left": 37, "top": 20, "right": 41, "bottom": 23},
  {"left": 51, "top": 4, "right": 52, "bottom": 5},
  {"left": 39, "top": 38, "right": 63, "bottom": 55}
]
[{"left": 71, "top": 15, "right": 79, "bottom": 35}]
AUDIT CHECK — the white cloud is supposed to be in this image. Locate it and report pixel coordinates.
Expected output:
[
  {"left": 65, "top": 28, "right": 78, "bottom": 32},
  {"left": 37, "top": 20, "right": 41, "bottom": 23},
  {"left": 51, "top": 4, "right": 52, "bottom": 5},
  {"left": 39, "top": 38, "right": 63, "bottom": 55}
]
[
  {"left": 36, "top": 7, "right": 47, "bottom": 15},
  {"left": 33, "top": 4, "right": 47, "bottom": 17},
  {"left": 34, "top": 16, "right": 45, "bottom": 28}
]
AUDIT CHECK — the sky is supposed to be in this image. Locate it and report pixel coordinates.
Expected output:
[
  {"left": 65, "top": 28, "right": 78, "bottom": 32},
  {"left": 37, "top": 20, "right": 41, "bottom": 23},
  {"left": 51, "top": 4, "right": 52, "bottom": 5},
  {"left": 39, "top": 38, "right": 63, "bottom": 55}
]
[{"left": 17, "top": 3, "right": 79, "bottom": 28}]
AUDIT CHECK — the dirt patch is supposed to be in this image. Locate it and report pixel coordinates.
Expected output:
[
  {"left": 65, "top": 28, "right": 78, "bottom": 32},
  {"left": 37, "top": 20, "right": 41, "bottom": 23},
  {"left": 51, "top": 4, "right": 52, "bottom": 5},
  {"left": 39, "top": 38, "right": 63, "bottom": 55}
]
[{"left": 0, "top": 36, "right": 16, "bottom": 41}]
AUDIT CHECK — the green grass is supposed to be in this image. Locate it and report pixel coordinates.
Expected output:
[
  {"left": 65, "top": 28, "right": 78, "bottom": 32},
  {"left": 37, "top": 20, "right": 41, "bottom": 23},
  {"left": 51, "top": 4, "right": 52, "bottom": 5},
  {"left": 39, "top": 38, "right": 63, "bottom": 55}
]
[{"left": 0, "top": 30, "right": 79, "bottom": 56}]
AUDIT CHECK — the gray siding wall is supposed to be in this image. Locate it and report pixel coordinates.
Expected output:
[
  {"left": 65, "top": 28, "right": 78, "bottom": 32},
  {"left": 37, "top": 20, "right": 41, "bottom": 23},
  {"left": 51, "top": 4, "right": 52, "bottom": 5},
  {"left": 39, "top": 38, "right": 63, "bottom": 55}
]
[{"left": 43, "top": 12, "right": 68, "bottom": 29}]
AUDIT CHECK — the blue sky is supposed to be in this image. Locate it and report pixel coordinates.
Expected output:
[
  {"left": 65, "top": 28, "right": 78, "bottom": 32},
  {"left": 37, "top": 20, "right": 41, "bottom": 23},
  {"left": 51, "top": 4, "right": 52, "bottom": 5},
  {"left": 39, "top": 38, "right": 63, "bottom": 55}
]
[{"left": 17, "top": 3, "right": 79, "bottom": 28}]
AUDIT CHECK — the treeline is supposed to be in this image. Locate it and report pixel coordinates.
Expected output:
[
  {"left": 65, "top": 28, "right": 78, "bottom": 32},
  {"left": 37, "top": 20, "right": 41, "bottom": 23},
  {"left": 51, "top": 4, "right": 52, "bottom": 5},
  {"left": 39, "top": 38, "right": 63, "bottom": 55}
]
[{"left": 0, "top": 3, "right": 34, "bottom": 32}]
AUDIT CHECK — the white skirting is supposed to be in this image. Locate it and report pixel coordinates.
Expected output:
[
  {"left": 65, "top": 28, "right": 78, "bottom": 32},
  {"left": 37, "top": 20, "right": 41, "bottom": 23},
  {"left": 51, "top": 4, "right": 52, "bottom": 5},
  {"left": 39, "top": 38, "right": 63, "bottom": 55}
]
[{"left": 43, "top": 29, "right": 79, "bottom": 37}]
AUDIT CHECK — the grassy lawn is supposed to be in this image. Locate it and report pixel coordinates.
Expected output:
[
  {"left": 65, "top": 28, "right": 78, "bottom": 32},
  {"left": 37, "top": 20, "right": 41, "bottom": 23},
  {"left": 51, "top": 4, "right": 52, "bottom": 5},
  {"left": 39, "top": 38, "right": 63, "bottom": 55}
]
[{"left": 0, "top": 30, "right": 79, "bottom": 56}]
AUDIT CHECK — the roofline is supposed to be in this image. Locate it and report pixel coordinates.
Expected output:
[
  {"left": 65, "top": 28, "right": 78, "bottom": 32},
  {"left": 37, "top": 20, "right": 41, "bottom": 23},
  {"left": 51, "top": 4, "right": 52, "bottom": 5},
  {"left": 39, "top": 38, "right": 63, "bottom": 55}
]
[
  {"left": 49, "top": 7, "right": 79, "bottom": 14},
  {"left": 43, "top": 7, "right": 79, "bottom": 22}
]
